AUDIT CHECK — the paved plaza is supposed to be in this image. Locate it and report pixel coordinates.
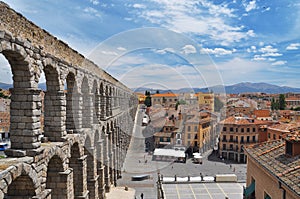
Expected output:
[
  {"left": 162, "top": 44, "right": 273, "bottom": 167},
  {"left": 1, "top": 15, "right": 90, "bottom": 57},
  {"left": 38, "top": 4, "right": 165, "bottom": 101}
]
[{"left": 116, "top": 108, "right": 247, "bottom": 199}]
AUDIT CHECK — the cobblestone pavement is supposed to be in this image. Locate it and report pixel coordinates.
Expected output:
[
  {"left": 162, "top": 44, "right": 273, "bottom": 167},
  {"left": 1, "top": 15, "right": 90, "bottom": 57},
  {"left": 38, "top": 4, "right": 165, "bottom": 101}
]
[{"left": 116, "top": 107, "right": 247, "bottom": 199}]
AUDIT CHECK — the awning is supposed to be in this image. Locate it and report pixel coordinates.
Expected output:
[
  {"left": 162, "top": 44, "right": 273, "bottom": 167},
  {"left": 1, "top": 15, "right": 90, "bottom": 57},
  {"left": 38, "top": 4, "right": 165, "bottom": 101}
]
[{"left": 244, "top": 181, "right": 255, "bottom": 197}]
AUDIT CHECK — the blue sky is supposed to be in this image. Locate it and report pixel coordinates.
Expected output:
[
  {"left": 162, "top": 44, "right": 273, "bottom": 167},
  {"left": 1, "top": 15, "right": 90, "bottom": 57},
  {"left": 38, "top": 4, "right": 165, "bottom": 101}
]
[{"left": 0, "top": 0, "right": 300, "bottom": 90}]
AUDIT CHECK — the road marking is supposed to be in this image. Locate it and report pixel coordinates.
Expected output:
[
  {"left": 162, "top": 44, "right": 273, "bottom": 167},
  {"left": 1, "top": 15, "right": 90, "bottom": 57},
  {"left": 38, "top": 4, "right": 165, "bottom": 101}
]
[
  {"left": 176, "top": 184, "right": 181, "bottom": 199},
  {"left": 217, "top": 183, "right": 228, "bottom": 197},
  {"left": 203, "top": 184, "right": 213, "bottom": 199},
  {"left": 189, "top": 184, "right": 197, "bottom": 199}
]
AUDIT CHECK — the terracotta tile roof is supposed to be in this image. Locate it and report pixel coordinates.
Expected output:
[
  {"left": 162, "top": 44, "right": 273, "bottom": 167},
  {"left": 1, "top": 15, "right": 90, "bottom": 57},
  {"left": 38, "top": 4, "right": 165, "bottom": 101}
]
[
  {"left": 286, "top": 97, "right": 300, "bottom": 101},
  {"left": 254, "top": 109, "right": 270, "bottom": 117},
  {"left": 268, "top": 123, "right": 300, "bottom": 133},
  {"left": 285, "top": 132, "right": 300, "bottom": 142},
  {"left": 220, "top": 116, "right": 269, "bottom": 125},
  {"left": 245, "top": 139, "right": 300, "bottom": 196},
  {"left": 152, "top": 92, "right": 179, "bottom": 97}
]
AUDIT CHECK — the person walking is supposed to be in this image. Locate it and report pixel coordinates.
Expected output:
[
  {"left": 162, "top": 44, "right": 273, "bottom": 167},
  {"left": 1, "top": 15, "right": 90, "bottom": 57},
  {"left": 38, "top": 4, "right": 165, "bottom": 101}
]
[{"left": 141, "top": 192, "right": 144, "bottom": 199}]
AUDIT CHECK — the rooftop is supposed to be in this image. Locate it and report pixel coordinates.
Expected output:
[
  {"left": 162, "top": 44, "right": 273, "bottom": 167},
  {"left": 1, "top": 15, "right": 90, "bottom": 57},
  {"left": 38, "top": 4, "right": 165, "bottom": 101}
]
[
  {"left": 245, "top": 139, "right": 300, "bottom": 196},
  {"left": 220, "top": 116, "right": 269, "bottom": 125}
]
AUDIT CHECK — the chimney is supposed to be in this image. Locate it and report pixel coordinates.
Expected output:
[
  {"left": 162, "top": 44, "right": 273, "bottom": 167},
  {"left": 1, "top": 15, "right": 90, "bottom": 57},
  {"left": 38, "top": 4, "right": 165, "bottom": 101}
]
[{"left": 285, "top": 132, "right": 300, "bottom": 157}]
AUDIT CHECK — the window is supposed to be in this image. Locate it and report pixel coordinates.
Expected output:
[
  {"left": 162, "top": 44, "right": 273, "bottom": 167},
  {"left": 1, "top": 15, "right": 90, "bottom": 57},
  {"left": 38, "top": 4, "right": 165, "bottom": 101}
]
[
  {"left": 160, "top": 137, "right": 164, "bottom": 142},
  {"left": 222, "top": 135, "right": 226, "bottom": 141},
  {"left": 229, "top": 144, "right": 233, "bottom": 150},
  {"left": 236, "top": 128, "right": 238, "bottom": 132},
  {"left": 194, "top": 134, "right": 198, "bottom": 139},
  {"left": 188, "top": 126, "right": 191, "bottom": 132},
  {"left": 174, "top": 99, "right": 177, "bottom": 101},
  {"left": 241, "top": 128, "right": 244, "bottom": 132},
  {"left": 194, "top": 126, "right": 198, "bottom": 132},
  {"left": 222, "top": 144, "right": 226, "bottom": 150},
  {"left": 176, "top": 134, "right": 181, "bottom": 139},
  {"left": 223, "top": 127, "right": 227, "bottom": 131},
  {"left": 273, "top": 134, "right": 276, "bottom": 140},
  {"left": 169, "top": 99, "right": 172, "bottom": 102},
  {"left": 253, "top": 128, "right": 256, "bottom": 132},
  {"left": 166, "top": 138, "right": 170, "bottom": 142},
  {"left": 187, "top": 141, "right": 190, "bottom": 145},
  {"left": 230, "top": 127, "right": 234, "bottom": 132},
  {"left": 247, "top": 136, "right": 250, "bottom": 143},
  {"left": 252, "top": 136, "right": 256, "bottom": 142},
  {"left": 268, "top": 133, "right": 270, "bottom": 138},
  {"left": 188, "top": 134, "right": 191, "bottom": 139},
  {"left": 241, "top": 136, "right": 244, "bottom": 143},
  {"left": 165, "top": 127, "right": 169, "bottom": 131},
  {"left": 230, "top": 135, "right": 233, "bottom": 142},
  {"left": 154, "top": 99, "right": 156, "bottom": 102},
  {"left": 247, "top": 128, "right": 250, "bottom": 132},
  {"left": 194, "top": 141, "right": 198, "bottom": 146}
]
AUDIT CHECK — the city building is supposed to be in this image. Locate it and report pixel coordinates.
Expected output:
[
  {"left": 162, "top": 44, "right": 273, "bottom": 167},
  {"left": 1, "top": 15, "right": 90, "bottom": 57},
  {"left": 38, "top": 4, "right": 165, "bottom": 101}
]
[
  {"left": 218, "top": 116, "right": 270, "bottom": 163},
  {"left": 253, "top": 109, "right": 272, "bottom": 121},
  {"left": 285, "top": 96, "right": 300, "bottom": 109},
  {"left": 267, "top": 123, "right": 300, "bottom": 141},
  {"left": 198, "top": 92, "right": 214, "bottom": 112},
  {"left": 135, "top": 92, "right": 146, "bottom": 104},
  {"left": 153, "top": 119, "right": 177, "bottom": 148},
  {"left": 151, "top": 92, "right": 179, "bottom": 107},
  {"left": 244, "top": 132, "right": 300, "bottom": 199}
]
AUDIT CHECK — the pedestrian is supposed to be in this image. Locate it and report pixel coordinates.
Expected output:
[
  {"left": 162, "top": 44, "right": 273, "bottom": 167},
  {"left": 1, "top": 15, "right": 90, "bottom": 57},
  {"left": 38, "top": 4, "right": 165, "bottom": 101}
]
[{"left": 141, "top": 192, "right": 144, "bottom": 199}]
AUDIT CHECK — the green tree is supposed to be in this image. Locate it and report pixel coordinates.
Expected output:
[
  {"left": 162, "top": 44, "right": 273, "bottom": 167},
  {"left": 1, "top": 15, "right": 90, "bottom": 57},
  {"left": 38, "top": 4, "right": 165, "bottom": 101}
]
[
  {"left": 214, "top": 96, "right": 224, "bottom": 112},
  {"left": 271, "top": 97, "right": 279, "bottom": 110},
  {"left": 144, "top": 90, "right": 152, "bottom": 107},
  {"left": 156, "top": 90, "right": 160, "bottom": 94},
  {"left": 279, "top": 94, "right": 286, "bottom": 110},
  {"left": 175, "top": 99, "right": 186, "bottom": 110}
]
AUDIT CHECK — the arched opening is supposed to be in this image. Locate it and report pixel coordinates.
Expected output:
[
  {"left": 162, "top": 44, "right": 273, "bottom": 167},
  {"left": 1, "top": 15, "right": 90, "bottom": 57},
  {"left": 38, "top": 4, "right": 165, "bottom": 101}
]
[
  {"left": 70, "top": 142, "right": 85, "bottom": 197},
  {"left": 97, "top": 127, "right": 105, "bottom": 197},
  {"left": 43, "top": 64, "right": 66, "bottom": 141},
  {"left": 105, "top": 85, "right": 109, "bottom": 118},
  {"left": 100, "top": 82, "right": 105, "bottom": 120},
  {"left": 1, "top": 49, "right": 42, "bottom": 150},
  {"left": 81, "top": 77, "right": 91, "bottom": 128},
  {"left": 46, "top": 155, "right": 67, "bottom": 199},
  {"left": 65, "top": 72, "right": 76, "bottom": 131},
  {"left": 6, "top": 174, "right": 36, "bottom": 197}
]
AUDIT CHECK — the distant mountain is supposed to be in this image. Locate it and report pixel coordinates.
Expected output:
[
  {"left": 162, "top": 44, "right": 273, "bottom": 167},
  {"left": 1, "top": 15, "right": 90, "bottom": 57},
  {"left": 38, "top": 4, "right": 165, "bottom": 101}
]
[
  {"left": 131, "top": 82, "right": 300, "bottom": 94},
  {"left": 222, "top": 82, "right": 300, "bottom": 94}
]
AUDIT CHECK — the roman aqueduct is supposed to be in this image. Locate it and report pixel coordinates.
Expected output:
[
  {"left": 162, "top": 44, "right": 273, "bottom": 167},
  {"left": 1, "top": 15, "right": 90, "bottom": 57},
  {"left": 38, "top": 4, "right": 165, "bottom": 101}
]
[{"left": 0, "top": 2, "right": 138, "bottom": 198}]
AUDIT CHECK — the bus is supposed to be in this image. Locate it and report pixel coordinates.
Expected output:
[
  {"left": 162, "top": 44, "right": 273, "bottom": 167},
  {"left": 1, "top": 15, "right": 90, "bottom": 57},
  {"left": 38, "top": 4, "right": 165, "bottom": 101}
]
[{"left": 0, "top": 142, "right": 8, "bottom": 151}]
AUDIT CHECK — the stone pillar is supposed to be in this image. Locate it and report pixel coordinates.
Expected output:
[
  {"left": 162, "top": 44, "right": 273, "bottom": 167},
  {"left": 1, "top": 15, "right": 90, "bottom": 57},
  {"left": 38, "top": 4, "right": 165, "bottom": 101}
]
[
  {"left": 108, "top": 131, "right": 114, "bottom": 186},
  {"left": 44, "top": 90, "right": 67, "bottom": 141},
  {"left": 71, "top": 92, "right": 82, "bottom": 134},
  {"left": 66, "top": 91, "right": 75, "bottom": 131},
  {"left": 96, "top": 139, "right": 106, "bottom": 199},
  {"left": 73, "top": 155, "right": 89, "bottom": 199},
  {"left": 103, "top": 134, "right": 111, "bottom": 192},
  {"left": 86, "top": 147, "right": 99, "bottom": 199},
  {"left": 82, "top": 93, "right": 93, "bottom": 128},
  {"left": 94, "top": 94, "right": 101, "bottom": 124},
  {"left": 106, "top": 95, "right": 112, "bottom": 118},
  {"left": 6, "top": 88, "right": 42, "bottom": 157},
  {"left": 58, "top": 168, "right": 74, "bottom": 199},
  {"left": 100, "top": 93, "right": 106, "bottom": 121}
]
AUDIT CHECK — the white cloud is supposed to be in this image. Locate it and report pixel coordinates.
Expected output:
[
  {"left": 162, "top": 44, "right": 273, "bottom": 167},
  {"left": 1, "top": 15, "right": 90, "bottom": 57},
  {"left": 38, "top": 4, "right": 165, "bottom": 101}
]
[
  {"left": 286, "top": 43, "right": 300, "bottom": 50},
  {"left": 261, "top": 52, "right": 282, "bottom": 57},
  {"left": 259, "top": 45, "right": 282, "bottom": 57},
  {"left": 132, "top": 4, "right": 146, "bottom": 9},
  {"left": 83, "top": 7, "right": 101, "bottom": 18},
  {"left": 89, "top": 0, "right": 99, "bottom": 5},
  {"left": 253, "top": 55, "right": 266, "bottom": 61},
  {"left": 133, "top": 0, "right": 254, "bottom": 46},
  {"left": 181, "top": 45, "right": 197, "bottom": 55},
  {"left": 101, "top": 50, "right": 118, "bottom": 56},
  {"left": 155, "top": 48, "right": 175, "bottom": 55},
  {"left": 117, "top": 47, "right": 127, "bottom": 51},
  {"left": 271, "top": 61, "right": 287, "bottom": 66},
  {"left": 244, "top": 0, "right": 257, "bottom": 12},
  {"left": 202, "top": 47, "right": 234, "bottom": 56}
]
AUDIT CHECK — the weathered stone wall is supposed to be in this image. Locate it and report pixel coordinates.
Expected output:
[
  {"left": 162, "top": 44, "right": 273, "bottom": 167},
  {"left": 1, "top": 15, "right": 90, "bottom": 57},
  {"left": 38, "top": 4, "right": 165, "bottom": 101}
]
[{"left": 0, "top": 2, "right": 138, "bottom": 199}]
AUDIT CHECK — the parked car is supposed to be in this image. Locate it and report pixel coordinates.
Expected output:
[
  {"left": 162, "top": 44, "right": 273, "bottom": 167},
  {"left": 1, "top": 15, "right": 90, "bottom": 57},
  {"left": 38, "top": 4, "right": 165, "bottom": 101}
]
[{"left": 0, "top": 142, "right": 8, "bottom": 151}]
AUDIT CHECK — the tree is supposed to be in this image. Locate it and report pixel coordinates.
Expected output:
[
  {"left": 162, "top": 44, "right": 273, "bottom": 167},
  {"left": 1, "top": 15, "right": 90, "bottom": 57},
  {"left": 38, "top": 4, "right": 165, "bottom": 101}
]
[
  {"left": 175, "top": 99, "right": 186, "bottom": 110},
  {"left": 144, "top": 90, "right": 152, "bottom": 107},
  {"left": 214, "top": 96, "right": 224, "bottom": 112},
  {"left": 156, "top": 90, "right": 160, "bottom": 94},
  {"left": 271, "top": 97, "right": 279, "bottom": 110},
  {"left": 279, "top": 94, "right": 286, "bottom": 110}
]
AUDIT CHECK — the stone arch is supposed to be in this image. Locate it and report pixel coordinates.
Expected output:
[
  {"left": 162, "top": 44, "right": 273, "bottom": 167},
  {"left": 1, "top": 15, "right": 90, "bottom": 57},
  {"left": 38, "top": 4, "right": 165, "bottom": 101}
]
[
  {"left": 105, "top": 85, "right": 110, "bottom": 118},
  {"left": 82, "top": 76, "right": 92, "bottom": 128},
  {"left": 5, "top": 164, "right": 39, "bottom": 198},
  {"left": 0, "top": 47, "right": 42, "bottom": 152},
  {"left": 6, "top": 175, "right": 36, "bottom": 197},
  {"left": 43, "top": 62, "right": 66, "bottom": 141},
  {"left": 65, "top": 72, "right": 76, "bottom": 132},
  {"left": 103, "top": 123, "right": 111, "bottom": 192},
  {"left": 46, "top": 154, "right": 67, "bottom": 199},
  {"left": 69, "top": 142, "right": 86, "bottom": 198}
]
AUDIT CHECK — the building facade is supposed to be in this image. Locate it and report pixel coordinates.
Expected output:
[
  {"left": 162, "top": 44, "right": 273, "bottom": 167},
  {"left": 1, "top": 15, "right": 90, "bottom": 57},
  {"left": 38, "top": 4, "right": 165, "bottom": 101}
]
[{"left": 218, "top": 116, "right": 269, "bottom": 163}]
